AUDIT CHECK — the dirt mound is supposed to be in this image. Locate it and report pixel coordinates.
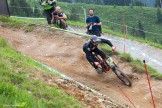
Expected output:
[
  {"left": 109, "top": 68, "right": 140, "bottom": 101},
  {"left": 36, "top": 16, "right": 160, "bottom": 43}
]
[{"left": 0, "top": 25, "right": 162, "bottom": 108}]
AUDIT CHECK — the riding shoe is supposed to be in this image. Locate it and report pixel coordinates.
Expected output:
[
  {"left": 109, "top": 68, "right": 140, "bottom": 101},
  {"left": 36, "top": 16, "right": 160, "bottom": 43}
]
[{"left": 96, "top": 67, "right": 103, "bottom": 73}]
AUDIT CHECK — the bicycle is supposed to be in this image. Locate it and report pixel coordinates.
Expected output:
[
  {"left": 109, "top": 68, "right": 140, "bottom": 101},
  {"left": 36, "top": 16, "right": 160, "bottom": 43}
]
[{"left": 91, "top": 51, "right": 132, "bottom": 87}]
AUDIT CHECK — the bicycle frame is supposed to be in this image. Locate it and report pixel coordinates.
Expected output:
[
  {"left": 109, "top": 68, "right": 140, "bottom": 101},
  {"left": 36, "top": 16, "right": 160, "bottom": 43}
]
[
  {"left": 92, "top": 52, "right": 132, "bottom": 86},
  {"left": 93, "top": 53, "right": 111, "bottom": 72}
]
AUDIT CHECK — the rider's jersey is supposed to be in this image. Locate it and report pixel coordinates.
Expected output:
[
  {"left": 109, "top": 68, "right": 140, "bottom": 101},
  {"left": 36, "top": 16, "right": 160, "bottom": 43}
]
[{"left": 83, "top": 37, "right": 113, "bottom": 62}]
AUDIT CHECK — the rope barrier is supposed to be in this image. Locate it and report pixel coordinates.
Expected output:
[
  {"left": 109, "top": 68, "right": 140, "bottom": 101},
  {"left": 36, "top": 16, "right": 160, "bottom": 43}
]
[{"left": 118, "top": 86, "right": 136, "bottom": 108}]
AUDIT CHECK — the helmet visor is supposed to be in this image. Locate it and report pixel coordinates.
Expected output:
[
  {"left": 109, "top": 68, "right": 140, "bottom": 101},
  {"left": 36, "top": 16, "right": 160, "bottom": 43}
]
[{"left": 91, "top": 38, "right": 101, "bottom": 45}]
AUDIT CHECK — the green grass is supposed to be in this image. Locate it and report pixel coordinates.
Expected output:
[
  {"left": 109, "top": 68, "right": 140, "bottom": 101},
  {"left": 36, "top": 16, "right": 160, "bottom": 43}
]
[
  {"left": 122, "top": 53, "right": 162, "bottom": 79},
  {"left": 6, "top": 1, "right": 162, "bottom": 46},
  {"left": 0, "top": 37, "right": 84, "bottom": 107},
  {"left": 130, "top": 59, "right": 162, "bottom": 79},
  {"left": 0, "top": 16, "right": 23, "bottom": 28},
  {"left": 99, "top": 43, "right": 162, "bottom": 79},
  {"left": 67, "top": 20, "right": 85, "bottom": 27}
]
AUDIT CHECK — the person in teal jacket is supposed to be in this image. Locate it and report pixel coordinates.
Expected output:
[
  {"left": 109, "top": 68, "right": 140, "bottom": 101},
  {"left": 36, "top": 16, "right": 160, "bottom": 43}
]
[{"left": 41, "top": 0, "right": 56, "bottom": 24}]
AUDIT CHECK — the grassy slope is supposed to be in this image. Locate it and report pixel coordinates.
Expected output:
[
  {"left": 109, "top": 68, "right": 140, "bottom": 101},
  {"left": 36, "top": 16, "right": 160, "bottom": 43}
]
[
  {"left": 57, "top": 2, "right": 162, "bottom": 48},
  {"left": 0, "top": 36, "right": 83, "bottom": 107},
  {"left": 7, "top": 1, "right": 162, "bottom": 48},
  {"left": 58, "top": 2, "right": 162, "bottom": 37}
]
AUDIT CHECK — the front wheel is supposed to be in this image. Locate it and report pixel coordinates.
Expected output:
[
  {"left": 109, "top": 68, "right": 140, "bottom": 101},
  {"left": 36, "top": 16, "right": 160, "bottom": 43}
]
[{"left": 112, "top": 66, "right": 132, "bottom": 87}]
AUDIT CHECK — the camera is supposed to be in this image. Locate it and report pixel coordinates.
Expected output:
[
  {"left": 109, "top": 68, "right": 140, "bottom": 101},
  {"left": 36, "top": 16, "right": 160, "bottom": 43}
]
[{"left": 53, "top": 11, "right": 57, "bottom": 15}]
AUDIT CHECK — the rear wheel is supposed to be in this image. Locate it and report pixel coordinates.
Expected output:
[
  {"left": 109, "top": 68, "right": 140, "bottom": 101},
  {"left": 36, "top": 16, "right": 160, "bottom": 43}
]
[{"left": 112, "top": 66, "right": 132, "bottom": 87}]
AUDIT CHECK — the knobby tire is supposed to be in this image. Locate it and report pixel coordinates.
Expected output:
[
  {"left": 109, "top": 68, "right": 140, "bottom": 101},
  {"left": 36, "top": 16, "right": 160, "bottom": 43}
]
[{"left": 112, "top": 65, "right": 132, "bottom": 87}]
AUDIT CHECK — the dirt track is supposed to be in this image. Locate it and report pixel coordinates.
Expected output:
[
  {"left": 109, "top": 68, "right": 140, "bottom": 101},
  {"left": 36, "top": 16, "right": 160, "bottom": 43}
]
[{"left": 0, "top": 25, "right": 162, "bottom": 108}]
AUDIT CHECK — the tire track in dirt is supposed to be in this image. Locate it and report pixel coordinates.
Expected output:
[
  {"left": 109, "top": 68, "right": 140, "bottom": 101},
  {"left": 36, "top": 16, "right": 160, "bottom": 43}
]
[{"left": 1, "top": 26, "right": 162, "bottom": 108}]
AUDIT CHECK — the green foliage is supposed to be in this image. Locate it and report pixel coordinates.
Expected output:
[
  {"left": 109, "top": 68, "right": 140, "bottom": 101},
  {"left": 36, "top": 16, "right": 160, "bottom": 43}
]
[
  {"left": 131, "top": 25, "right": 137, "bottom": 36},
  {"left": 70, "top": 7, "right": 80, "bottom": 21},
  {"left": 6, "top": 1, "right": 162, "bottom": 44},
  {"left": 122, "top": 53, "right": 133, "bottom": 62},
  {"left": 6, "top": 0, "right": 162, "bottom": 44},
  {"left": 99, "top": 43, "right": 112, "bottom": 53},
  {"left": 130, "top": 59, "right": 162, "bottom": 79},
  {"left": 130, "top": 59, "right": 146, "bottom": 72},
  {"left": 59, "top": 0, "right": 145, "bottom": 6},
  {"left": 58, "top": 2, "right": 162, "bottom": 45},
  {"left": 0, "top": 16, "right": 22, "bottom": 28},
  {"left": 155, "top": 0, "right": 162, "bottom": 7},
  {"left": 137, "top": 20, "right": 145, "bottom": 39},
  {"left": 9, "top": 0, "right": 34, "bottom": 17},
  {"left": 0, "top": 37, "right": 83, "bottom": 107},
  {"left": 157, "top": 7, "right": 162, "bottom": 23},
  {"left": 0, "top": 38, "right": 7, "bottom": 47},
  {"left": 67, "top": 20, "right": 85, "bottom": 27},
  {"left": 24, "top": 24, "right": 34, "bottom": 32}
]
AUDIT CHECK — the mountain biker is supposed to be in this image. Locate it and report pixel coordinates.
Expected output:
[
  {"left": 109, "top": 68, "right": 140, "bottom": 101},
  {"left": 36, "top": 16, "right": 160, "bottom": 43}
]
[
  {"left": 86, "top": 9, "right": 102, "bottom": 37},
  {"left": 41, "top": 0, "right": 56, "bottom": 24},
  {"left": 83, "top": 35, "right": 116, "bottom": 72}
]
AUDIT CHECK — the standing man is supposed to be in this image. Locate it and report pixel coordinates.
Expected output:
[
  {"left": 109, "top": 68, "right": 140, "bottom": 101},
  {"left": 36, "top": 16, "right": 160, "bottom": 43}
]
[
  {"left": 51, "top": 6, "right": 67, "bottom": 29},
  {"left": 41, "top": 0, "right": 56, "bottom": 24},
  {"left": 86, "top": 9, "right": 102, "bottom": 37}
]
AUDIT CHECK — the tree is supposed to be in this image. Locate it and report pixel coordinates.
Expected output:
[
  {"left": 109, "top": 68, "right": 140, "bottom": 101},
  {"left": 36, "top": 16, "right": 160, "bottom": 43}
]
[
  {"left": 155, "top": 0, "right": 162, "bottom": 7},
  {"left": 9, "top": 0, "right": 33, "bottom": 17},
  {"left": 70, "top": 7, "right": 79, "bottom": 21},
  {"left": 131, "top": 25, "right": 137, "bottom": 36},
  {"left": 34, "top": 5, "right": 42, "bottom": 17},
  {"left": 157, "top": 8, "right": 162, "bottom": 23},
  {"left": 137, "top": 20, "right": 145, "bottom": 39},
  {"left": 133, "top": 0, "right": 145, "bottom": 6}
]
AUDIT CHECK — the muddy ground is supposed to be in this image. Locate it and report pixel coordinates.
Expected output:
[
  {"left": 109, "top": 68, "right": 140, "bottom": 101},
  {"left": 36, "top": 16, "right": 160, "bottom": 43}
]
[{"left": 0, "top": 25, "right": 162, "bottom": 108}]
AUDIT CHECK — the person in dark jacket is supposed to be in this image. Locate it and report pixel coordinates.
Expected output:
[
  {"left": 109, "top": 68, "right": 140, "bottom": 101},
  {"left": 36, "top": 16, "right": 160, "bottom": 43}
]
[
  {"left": 83, "top": 35, "right": 116, "bottom": 72},
  {"left": 41, "top": 0, "right": 56, "bottom": 24},
  {"left": 86, "top": 9, "right": 102, "bottom": 36}
]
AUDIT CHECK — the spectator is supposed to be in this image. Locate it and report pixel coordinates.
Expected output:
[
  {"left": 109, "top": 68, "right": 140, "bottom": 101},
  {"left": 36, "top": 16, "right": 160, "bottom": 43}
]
[
  {"left": 51, "top": 6, "right": 67, "bottom": 29},
  {"left": 86, "top": 9, "right": 102, "bottom": 36},
  {"left": 41, "top": 0, "right": 56, "bottom": 24}
]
